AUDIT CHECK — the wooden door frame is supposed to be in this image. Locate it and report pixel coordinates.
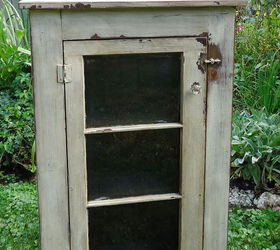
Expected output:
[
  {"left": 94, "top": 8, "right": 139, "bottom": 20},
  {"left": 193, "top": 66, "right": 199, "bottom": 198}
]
[{"left": 64, "top": 37, "right": 206, "bottom": 250}]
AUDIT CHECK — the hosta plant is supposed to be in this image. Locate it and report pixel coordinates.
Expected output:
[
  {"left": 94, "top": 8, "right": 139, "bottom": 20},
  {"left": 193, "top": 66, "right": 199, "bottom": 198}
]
[{"left": 231, "top": 110, "right": 280, "bottom": 190}]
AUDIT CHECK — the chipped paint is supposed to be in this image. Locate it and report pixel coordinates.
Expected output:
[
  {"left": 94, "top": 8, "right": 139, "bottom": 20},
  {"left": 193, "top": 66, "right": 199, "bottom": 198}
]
[
  {"left": 74, "top": 3, "right": 91, "bottom": 8},
  {"left": 196, "top": 32, "right": 208, "bottom": 46},
  {"left": 90, "top": 34, "right": 130, "bottom": 40},
  {"left": 62, "top": 3, "right": 91, "bottom": 9},
  {"left": 29, "top": 4, "right": 42, "bottom": 9},
  {"left": 102, "top": 129, "right": 113, "bottom": 133},
  {"left": 198, "top": 32, "right": 209, "bottom": 37},
  {"left": 90, "top": 33, "right": 102, "bottom": 39},
  {"left": 196, "top": 37, "right": 207, "bottom": 46},
  {"left": 197, "top": 52, "right": 207, "bottom": 73}
]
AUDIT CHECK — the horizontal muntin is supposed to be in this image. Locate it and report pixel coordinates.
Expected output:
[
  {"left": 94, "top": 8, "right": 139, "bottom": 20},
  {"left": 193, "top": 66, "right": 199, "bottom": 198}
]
[
  {"left": 85, "top": 122, "right": 183, "bottom": 134},
  {"left": 87, "top": 193, "right": 182, "bottom": 208}
]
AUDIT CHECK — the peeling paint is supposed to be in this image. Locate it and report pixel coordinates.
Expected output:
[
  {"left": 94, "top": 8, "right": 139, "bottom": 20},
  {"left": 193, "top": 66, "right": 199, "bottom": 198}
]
[
  {"left": 90, "top": 34, "right": 130, "bottom": 39},
  {"left": 196, "top": 32, "right": 208, "bottom": 46},
  {"left": 74, "top": 3, "right": 91, "bottom": 8},
  {"left": 197, "top": 52, "right": 207, "bottom": 74},
  {"left": 102, "top": 129, "right": 113, "bottom": 133},
  {"left": 198, "top": 32, "right": 209, "bottom": 37},
  {"left": 196, "top": 37, "right": 207, "bottom": 46},
  {"left": 29, "top": 4, "right": 42, "bottom": 9}
]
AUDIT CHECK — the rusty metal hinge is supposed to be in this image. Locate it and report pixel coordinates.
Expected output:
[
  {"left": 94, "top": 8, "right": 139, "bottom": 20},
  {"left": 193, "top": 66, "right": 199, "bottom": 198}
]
[{"left": 57, "top": 64, "right": 72, "bottom": 83}]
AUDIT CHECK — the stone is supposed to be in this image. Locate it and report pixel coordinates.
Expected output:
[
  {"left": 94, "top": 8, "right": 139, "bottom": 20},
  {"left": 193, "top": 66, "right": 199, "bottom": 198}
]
[{"left": 254, "top": 192, "right": 280, "bottom": 209}]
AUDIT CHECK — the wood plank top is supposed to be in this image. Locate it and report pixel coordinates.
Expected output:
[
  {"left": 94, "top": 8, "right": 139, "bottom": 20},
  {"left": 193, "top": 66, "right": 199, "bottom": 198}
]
[{"left": 19, "top": 0, "right": 247, "bottom": 9}]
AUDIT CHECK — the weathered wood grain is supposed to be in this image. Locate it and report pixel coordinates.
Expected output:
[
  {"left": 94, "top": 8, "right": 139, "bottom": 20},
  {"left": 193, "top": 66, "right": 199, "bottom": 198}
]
[
  {"left": 30, "top": 10, "right": 70, "bottom": 250},
  {"left": 180, "top": 40, "right": 207, "bottom": 250},
  {"left": 203, "top": 9, "right": 236, "bottom": 250},
  {"left": 20, "top": 0, "right": 247, "bottom": 9},
  {"left": 84, "top": 123, "right": 183, "bottom": 134},
  {"left": 61, "top": 9, "right": 223, "bottom": 41},
  {"left": 87, "top": 193, "right": 182, "bottom": 207}
]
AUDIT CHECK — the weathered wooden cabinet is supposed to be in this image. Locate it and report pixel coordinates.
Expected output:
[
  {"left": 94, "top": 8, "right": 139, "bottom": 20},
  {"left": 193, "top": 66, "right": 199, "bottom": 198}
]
[{"left": 20, "top": 1, "right": 246, "bottom": 249}]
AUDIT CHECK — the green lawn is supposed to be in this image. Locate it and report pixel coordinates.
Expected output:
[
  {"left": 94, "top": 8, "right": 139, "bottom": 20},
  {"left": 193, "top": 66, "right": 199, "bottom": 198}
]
[{"left": 0, "top": 181, "right": 279, "bottom": 249}]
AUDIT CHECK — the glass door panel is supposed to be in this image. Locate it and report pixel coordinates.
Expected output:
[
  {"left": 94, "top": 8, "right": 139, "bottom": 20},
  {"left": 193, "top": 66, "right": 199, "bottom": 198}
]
[
  {"left": 86, "top": 129, "right": 180, "bottom": 200},
  {"left": 88, "top": 200, "right": 179, "bottom": 250},
  {"left": 84, "top": 53, "right": 181, "bottom": 127}
]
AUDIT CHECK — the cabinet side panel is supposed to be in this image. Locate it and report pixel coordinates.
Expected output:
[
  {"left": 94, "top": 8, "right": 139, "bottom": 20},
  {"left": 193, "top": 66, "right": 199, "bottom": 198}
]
[
  {"left": 30, "top": 10, "right": 70, "bottom": 250},
  {"left": 204, "top": 10, "right": 236, "bottom": 250}
]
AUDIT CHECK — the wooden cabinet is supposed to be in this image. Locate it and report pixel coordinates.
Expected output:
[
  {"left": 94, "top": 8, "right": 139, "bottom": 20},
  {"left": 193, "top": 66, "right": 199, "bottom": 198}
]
[{"left": 19, "top": 1, "right": 247, "bottom": 249}]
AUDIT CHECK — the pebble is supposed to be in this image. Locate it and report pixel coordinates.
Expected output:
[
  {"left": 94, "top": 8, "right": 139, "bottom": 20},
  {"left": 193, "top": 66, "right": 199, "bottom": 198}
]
[{"left": 229, "top": 187, "right": 280, "bottom": 209}]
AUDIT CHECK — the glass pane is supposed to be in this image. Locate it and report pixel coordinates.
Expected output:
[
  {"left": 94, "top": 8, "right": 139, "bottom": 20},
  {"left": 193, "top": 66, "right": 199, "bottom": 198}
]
[
  {"left": 84, "top": 53, "right": 181, "bottom": 127},
  {"left": 88, "top": 200, "right": 179, "bottom": 250},
  {"left": 86, "top": 129, "right": 180, "bottom": 200}
]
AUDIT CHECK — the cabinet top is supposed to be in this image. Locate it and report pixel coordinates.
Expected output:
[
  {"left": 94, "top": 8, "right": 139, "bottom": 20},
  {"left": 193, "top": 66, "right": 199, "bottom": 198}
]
[{"left": 19, "top": 0, "right": 247, "bottom": 9}]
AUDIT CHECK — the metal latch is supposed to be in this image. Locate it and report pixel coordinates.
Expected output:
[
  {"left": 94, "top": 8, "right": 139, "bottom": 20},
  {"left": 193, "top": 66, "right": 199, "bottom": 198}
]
[
  {"left": 204, "top": 58, "right": 222, "bottom": 64},
  {"left": 57, "top": 64, "right": 72, "bottom": 83},
  {"left": 197, "top": 53, "right": 222, "bottom": 73}
]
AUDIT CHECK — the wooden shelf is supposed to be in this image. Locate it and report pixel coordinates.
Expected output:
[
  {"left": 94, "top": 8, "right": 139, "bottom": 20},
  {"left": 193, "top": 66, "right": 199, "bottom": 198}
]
[
  {"left": 84, "top": 122, "right": 183, "bottom": 134},
  {"left": 87, "top": 193, "right": 182, "bottom": 207}
]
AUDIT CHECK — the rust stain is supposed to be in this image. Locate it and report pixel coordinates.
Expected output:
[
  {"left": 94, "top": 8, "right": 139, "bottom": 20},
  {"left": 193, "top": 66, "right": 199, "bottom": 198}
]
[
  {"left": 208, "top": 68, "right": 218, "bottom": 81},
  {"left": 207, "top": 43, "right": 222, "bottom": 81}
]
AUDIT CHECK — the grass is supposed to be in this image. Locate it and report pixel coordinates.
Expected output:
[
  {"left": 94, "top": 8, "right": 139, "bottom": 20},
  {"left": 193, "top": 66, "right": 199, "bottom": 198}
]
[{"left": 0, "top": 180, "right": 279, "bottom": 249}]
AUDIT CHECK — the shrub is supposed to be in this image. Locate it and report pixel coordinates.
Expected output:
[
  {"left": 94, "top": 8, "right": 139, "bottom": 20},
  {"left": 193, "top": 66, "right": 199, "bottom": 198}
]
[
  {"left": 231, "top": 110, "right": 280, "bottom": 189},
  {"left": 0, "top": 1, "right": 34, "bottom": 173},
  {"left": 234, "top": 0, "right": 280, "bottom": 113},
  {"left": 228, "top": 207, "right": 280, "bottom": 249},
  {"left": 0, "top": 181, "right": 39, "bottom": 249}
]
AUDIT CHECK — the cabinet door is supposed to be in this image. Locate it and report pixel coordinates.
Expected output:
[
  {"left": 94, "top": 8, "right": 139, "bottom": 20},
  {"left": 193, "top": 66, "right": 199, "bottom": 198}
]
[{"left": 64, "top": 38, "right": 207, "bottom": 250}]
